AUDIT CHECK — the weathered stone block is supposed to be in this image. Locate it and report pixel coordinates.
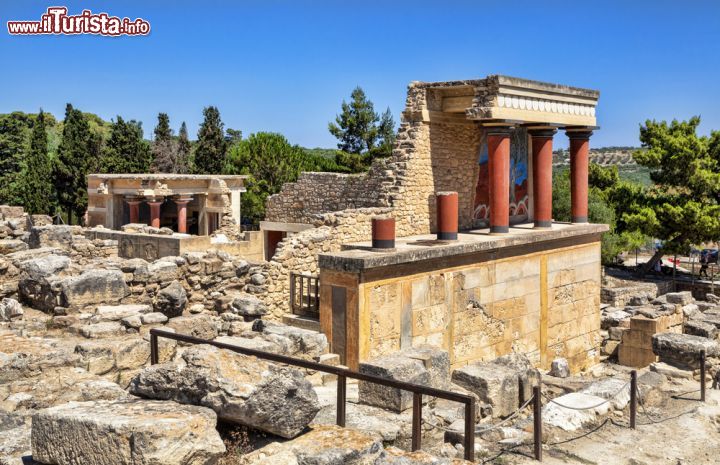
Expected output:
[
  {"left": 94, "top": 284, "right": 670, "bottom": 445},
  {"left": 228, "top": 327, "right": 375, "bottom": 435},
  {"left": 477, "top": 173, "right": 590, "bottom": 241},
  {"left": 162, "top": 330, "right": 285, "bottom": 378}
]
[
  {"left": 153, "top": 280, "right": 187, "bottom": 317},
  {"left": 652, "top": 332, "right": 720, "bottom": 368},
  {"left": 359, "top": 353, "right": 429, "bottom": 412},
  {"left": 666, "top": 291, "right": 693, "bottom": 305},
  {"left": 60, "top": 269, "right": 129, "bottom": 308},
  {"left": 451, "top": 362, "right": 520, "bottom": 418},
  {"left": 130, "top": 345, "right": 319, "bottom": 438},
  {"left": 684, "top": 319, "right": 719, "bottom": 339},
  {"left": 31, "top": 399, "right": 225, "bottom": 465}
]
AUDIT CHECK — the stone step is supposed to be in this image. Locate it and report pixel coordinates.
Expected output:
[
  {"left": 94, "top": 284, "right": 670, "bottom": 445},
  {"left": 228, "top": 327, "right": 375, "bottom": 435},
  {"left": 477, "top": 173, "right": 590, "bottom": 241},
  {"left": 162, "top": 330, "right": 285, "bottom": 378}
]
[{"left": 283, "top": 314, "right": 321, "bottom": 332}]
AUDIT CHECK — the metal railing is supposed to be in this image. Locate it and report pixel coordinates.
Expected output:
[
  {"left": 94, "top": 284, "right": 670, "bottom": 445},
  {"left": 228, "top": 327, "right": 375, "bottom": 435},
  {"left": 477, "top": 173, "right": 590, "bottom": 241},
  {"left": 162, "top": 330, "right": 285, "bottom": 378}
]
[
  {"left": 290, "top": 272, "right": 320, "bottom": 318},
  {"left": 148, "top": 328, "right": 477, "bottom": 461}
]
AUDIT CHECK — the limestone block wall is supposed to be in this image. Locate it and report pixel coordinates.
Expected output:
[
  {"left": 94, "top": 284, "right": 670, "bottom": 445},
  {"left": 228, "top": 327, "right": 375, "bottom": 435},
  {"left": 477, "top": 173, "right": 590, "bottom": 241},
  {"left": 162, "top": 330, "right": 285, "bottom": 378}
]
[{"left": 321, "top": 241, "right": 602, "bottom": 372}]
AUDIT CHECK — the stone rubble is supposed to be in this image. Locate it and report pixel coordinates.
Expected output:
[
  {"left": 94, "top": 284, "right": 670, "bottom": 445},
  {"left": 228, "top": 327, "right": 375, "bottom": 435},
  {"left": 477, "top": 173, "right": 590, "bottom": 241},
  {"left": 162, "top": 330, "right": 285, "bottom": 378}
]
[{"left": 129, "top": 344, "right": 321, "bottom": 438}]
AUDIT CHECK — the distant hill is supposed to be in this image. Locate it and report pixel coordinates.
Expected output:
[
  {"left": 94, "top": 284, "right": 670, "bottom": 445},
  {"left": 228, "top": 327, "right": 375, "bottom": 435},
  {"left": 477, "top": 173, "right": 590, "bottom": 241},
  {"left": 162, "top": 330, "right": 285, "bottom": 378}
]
[
  {"left": 553, "top": 146, "right": 652, "bottom": 186},
  {"left": 553, "top": 147, "right": 641, "bottom": 167}
]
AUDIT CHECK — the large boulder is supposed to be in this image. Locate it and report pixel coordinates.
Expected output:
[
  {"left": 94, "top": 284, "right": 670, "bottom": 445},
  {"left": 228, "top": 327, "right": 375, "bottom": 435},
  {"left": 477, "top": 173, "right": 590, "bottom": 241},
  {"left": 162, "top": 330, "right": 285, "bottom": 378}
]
[
  {"left": 60, "top": 269, "right": 129, "bottom": 308},
  {"left": 129, "top": 344, "right": 320, "bottom": 438},
  {"left": 652, "top": 332, "right": 720, "bottom": 368},
  {"left": 154, "top": 280, "right": 187, "bottom": 317},
  {"left": 17, "top": 255, "right": 71, "bottom": 311},
  {"left": 31, "top": 399, "right": 225, "bottom": 465}
]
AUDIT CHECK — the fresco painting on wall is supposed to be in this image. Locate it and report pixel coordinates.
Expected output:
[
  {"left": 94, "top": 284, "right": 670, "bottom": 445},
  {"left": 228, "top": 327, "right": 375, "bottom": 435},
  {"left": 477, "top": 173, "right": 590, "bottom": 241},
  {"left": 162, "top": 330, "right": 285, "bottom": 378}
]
[{"left": 472, "top": 128, "right": 529, "bottom": 227}]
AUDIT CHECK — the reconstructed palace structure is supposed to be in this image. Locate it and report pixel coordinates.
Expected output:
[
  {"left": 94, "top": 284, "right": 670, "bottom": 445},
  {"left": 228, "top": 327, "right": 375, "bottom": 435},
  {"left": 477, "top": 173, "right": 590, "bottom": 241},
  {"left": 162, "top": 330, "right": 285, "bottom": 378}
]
[
  {"left": 265, "top": 75, "right": 606, "bottom": 373},
  {"left": 87, "top": 174, "right": 247, "bottom": 235}
]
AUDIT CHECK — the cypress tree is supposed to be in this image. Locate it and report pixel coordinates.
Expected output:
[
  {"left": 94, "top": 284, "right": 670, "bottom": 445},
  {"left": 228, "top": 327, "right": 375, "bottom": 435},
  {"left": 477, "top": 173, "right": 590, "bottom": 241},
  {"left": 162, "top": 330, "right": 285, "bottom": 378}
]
[
  {"left": 154, "top": 113, "right": 172, "bottom": 141},
  {"left": 0, "top": 112, "right": 30, "bottom": 205},
  {"left": 194, "top": 106, "right": 227, "bottom": 174},
  {"left": 18, "top": 110, "right": 53, "bottom": 214},
  {"left": 176, "top": 122, "right": 191, "bottom": 174},
  {"left": 55, "top": 104, "right": 94, "bottom": 223},
  {"left": 100, "top": 116, "right": 152, "bottom": 174},
  {"left": 151, "top": 113, "right": 178, "bottom": 173}
]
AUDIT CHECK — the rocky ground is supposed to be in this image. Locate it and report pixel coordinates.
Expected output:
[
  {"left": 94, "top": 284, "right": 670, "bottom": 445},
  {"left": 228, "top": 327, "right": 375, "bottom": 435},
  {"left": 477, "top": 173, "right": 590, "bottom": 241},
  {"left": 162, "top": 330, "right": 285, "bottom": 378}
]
[{"left": 2, "top": 207, "right": 720, "bottom": 464}]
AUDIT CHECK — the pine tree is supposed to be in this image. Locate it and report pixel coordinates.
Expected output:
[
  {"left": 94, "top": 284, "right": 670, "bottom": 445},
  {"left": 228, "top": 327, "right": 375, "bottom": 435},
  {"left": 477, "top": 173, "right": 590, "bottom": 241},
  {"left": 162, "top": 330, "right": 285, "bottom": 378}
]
[
  {"left": 17, "top": 110, "right": 53, "bottom": 214},
  {"left": 194, "top": 106, "right": 227, "bottom": 174},
  {"left": 620, "top": 117, "right": 720, "bottom": 274},
  {"left": 151, "top": 113, "right": 178, "bottom": 173},
  {"left": 369, "top": 107, "right": 396, "bottom": 158},
  {"left": 328, "top": 87, "right": 380, "bottom": 154},
  {"left": 55, "top": 104, "right": 95, "bottom": 223},
  {"left": 99, "top": 116, "right": 152, "bottom": 174},
  {"left": 176, "top": 122, "right": 190, "bottom": 174}
]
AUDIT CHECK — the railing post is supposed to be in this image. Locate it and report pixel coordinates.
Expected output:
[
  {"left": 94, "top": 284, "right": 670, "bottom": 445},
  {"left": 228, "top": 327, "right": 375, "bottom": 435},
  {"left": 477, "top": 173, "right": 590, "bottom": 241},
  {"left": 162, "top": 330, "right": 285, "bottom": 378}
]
[
  {"left": 315, "top": 276, "right": 320, "bottom": 312},
  {"left": 289, "top": 273, "right": 296, "bottom": 312},
  {"left": 412, "top": 392, "right": 422, "bottom": 451},
  {"left": 336, "top": 375, "right": 346, "bottom": 427},
  {"left": 533, "top": 385, "right": 542, "bottom": 462},
  {"left": 701, "top": 350, "right": 706, "bottom": 402},
  {"left": 150, "top": 332, "right": 159, "bottom": 365},
  {"left": 630, "top": 370, "right": 637, "bottom": 429},
  {"left": 464, "top": 397, "right": 475, "bottom": 462}
]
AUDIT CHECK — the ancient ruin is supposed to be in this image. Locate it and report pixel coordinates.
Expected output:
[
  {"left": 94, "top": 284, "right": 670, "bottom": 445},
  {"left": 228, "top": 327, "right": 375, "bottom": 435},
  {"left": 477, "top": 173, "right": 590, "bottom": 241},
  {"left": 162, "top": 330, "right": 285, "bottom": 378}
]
[{"left": 1, "top": 76, "right": 720, "bottom": 465}]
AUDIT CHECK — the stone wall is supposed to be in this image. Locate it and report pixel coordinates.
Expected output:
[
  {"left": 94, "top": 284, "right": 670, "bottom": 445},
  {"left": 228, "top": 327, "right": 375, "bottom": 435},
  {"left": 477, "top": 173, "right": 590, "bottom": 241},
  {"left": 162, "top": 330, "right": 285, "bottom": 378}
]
[
  {"left": 260, "top": 207, "right": 392, "bottom": 320},
  {"left": 321, "top": 240, "right": 602, "bottom": 372}
]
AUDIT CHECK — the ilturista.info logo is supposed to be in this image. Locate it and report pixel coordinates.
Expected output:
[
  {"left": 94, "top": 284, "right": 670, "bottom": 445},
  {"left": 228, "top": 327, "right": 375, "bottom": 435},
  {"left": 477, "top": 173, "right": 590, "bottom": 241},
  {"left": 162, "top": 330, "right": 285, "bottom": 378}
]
[{"left": 7, "top": 7, "right": 150, "bottom": 36}]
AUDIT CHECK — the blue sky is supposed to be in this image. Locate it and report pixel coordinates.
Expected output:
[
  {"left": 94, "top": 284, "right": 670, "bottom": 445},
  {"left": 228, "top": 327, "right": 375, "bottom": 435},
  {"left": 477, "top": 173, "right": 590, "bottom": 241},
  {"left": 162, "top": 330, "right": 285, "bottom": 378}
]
[{"left": 1, "top": 0, "right": 719, "bottom": 149}]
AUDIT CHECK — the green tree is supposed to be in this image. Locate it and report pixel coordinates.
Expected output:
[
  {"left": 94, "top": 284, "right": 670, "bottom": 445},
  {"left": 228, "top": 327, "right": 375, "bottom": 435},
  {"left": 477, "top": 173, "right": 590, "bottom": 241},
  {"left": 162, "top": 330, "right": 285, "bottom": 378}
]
[
  {"left": 224, "top": 132, "right": 346, "bottom": 223},
  {"left": 151, "top": 113, "right": 179, "bottom": 173},
  {"left": 368, "top": 108, "right": 396, "bottom": 159},
  {"left": 176, "top": 121, "right": 191, "bottom": 174},
  {"left": 552, "top": 166, "right": 646, "bottom": 264},
  {"left": 0, "top": 112, "right": 30, "bottom": 205},
  {"left": 329, "top": 87, "right": 396, "bottom": 162},
  {"left": 623, "top": 117, "right": 720, "bottom": 273},
  {"left": 55, "top": 104, "right": 98, "bottom": 223},
  {"left": 17, "top": 110, "right": 53, "bottom": 214},
  {"left": 194, "top": 106, "right": 227, "bottom": 174},
  {"left": 154, "top": 113, "right": 172, "bottom": 141},
  {"left": 99, "top": 116, "right": 151, "bottom": 174}
]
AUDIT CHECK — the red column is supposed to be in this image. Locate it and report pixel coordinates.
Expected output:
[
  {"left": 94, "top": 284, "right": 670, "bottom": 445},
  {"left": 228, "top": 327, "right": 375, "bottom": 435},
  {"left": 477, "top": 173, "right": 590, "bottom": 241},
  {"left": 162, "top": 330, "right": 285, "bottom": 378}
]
[
  {"left": 568, "top": 130, "right": 593, "bottom": 223},
  {"left": 487, "top": 127, "right": 513, "bottom": 234},
  {"left": 530, "top": 129, "right": 556, "bottom": 228},
  {"left": 436, "top": 192, "right": 458, "bottom": 240},
  {"left": 147, "top": 199, "right": 163, "bottom": 228},
  {"left": 372, "top": 216, "right": 396, "bottom": 248},
  {"left": 174, "top": 197, "right": 192, "bottom": 234},
  {"left": 125, "top": 199, "right": 141, "bottom": 224}
]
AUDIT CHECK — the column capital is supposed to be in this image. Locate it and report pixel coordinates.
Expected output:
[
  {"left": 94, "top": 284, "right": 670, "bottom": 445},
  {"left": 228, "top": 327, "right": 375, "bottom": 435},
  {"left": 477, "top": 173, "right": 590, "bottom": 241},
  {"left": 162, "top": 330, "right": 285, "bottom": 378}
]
[
  {"left": 528, "top": 128, "right": 557, "bottom": 138},
  {"left": 485, "top": 125, "right": 514, "bottom": 136},
  {"left": 145, "top": 196, "right": 165, "bottom": 205},
  {"left": 172, "top": 195, "right": 193, "bottom": 204},
  {"left": 566, "top": 129, "right": 593, "bottom": 140},
  {"left": 124, "top": 196, "right": 143, "bottom": 204}
]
